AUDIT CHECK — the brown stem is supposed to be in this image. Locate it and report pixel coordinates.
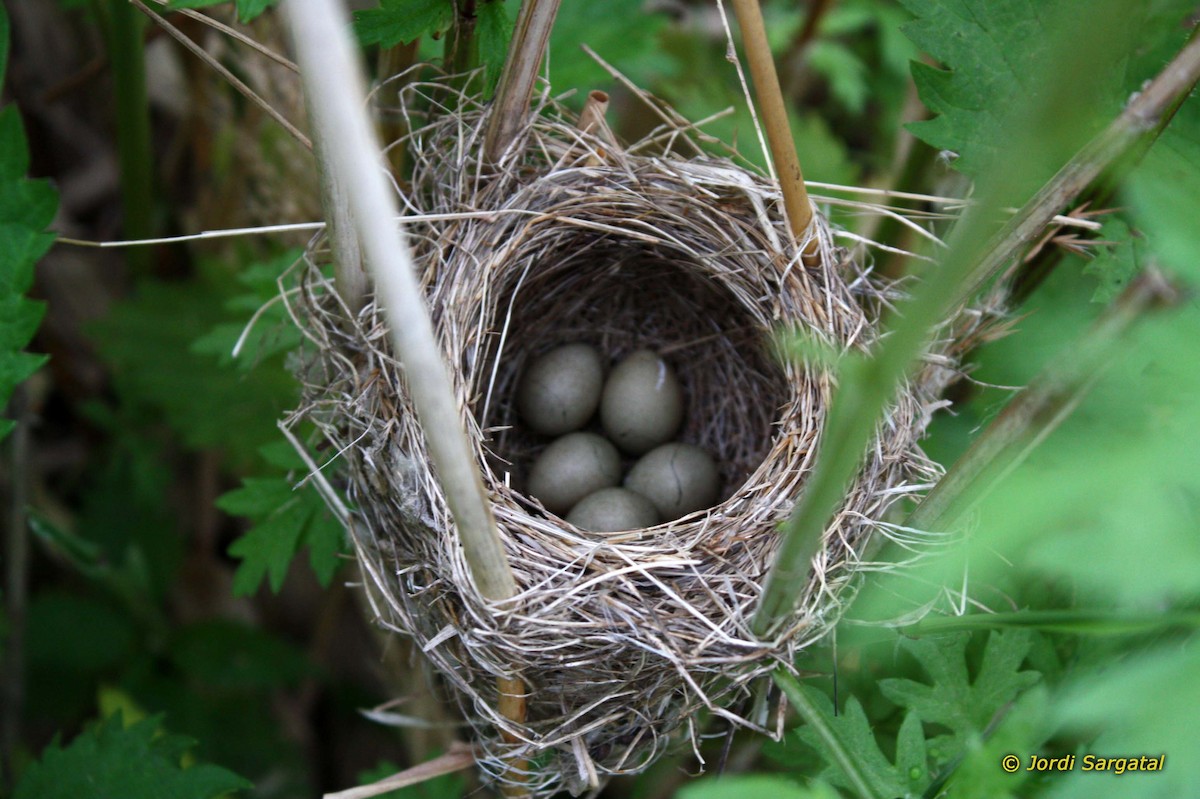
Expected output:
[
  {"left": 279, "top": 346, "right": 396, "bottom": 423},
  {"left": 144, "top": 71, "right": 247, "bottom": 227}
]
[
  {"left": 907, "top": 267, "right": 1183, "bottom": 533},
  {"left": 952, "top": 27, "right": 1200, "bottom": 307},
  {"left": 484, "top": 0, "right": 562, "bottom": 163},
  {"left": 729, "top": 0, "right": 816, "bottom": 255}
]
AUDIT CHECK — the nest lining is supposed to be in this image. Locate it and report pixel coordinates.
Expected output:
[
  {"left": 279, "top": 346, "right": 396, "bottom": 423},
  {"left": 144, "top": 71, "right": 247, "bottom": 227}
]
[{"left": 286, "top": 76, "right": 943, "bottom": 796}]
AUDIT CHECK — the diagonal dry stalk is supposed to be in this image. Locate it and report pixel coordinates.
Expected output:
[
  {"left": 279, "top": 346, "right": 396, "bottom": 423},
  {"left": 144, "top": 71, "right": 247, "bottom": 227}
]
[{"left": 281, "top": 1, "right": 528, "bottom": 793}]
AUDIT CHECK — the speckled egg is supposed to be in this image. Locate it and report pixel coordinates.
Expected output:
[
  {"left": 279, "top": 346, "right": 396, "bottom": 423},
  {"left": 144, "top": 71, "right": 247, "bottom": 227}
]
[
  {"left": 517, "top": 343, "right": 605, "bottom": 436},
  {"left": 527, "top": 432, "right": 622, "bottom": 514},
  {"left": 624, "top": 442, "right": 720, "bottom": 521},
  {"left": 566, "top": 487, "right": 660, "bottom": 532},
  {"left": 599, "top": 350, "right": 684, "bottom": 454}
]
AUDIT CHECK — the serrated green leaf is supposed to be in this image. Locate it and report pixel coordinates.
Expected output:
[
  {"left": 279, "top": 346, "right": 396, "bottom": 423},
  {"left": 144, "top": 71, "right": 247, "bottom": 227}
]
[
  {"left": 89, "top": 271, "right": 298, "bottom": 463},
  {"left": 219, "top": 474, "right": 343, "bottom": 595},
  {"left": 0, "top": 59, "right": 57, "bottom": 441},
  {"left": 879, "top": 631, "right": 1041, "bottom": 765},
  {"left": 678, "top": 774, "right": 839, "bottom": 799},
  {"left": 477, "top": 0, "right": 513, "bottom": 98},
  {"left": 791, "top": 685, "right": 930, "bottom": 798},
  {"left": 1081, "top": 216, "right": 1140, "bottom": 304},
  {"left": 901, "top": 0, "right": 1193, "bottom": 179},
  {"left": 353, "top": 0, "right": 453, "bottom": 48},
  {"left": 13, "top": 713, "right": 252, "bottom": 799}
]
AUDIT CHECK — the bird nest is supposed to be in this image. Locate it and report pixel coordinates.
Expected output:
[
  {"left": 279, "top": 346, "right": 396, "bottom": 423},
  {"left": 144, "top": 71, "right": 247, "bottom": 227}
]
[{"left": 284, "top": 75, "right": 944, "bottom": 796}]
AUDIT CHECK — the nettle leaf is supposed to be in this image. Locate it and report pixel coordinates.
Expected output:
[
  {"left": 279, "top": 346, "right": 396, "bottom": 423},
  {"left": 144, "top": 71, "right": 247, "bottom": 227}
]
[
  {"left": 678, "top": 775, "right": 840, "bottom": 799},
  {"left": 218, "top": 443, "right": 344, "bottom": 595},
  {"left": 13, "top": 713, "right": 251, "bottom": 799},
  {"left": 879, "top": 630, "right": 1041, "bottom": 765},
  {"left": 168, "top": 0, "right": 279, "bottom": 24},
  {"left": 900, "top": 0, "right": 1194, "bottom": 179},
  {"left": 1080, "top": 216, "right": 1140, "bottom": 304},
  {"left": 354, "top": 0, "right": 453, "bottom": 48},
  {"left": 791, "top": 685, "right": 931, "bottom": 799},
  {"left": 477, "top": 0, "right": 514, "bottom": 98},
  {"left": 0, "top": 81, "right": 57, "bottom": 439}
]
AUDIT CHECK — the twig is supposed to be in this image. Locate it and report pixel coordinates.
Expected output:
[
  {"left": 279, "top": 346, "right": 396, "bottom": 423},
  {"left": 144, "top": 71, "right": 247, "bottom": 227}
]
[
  {"left": 323, "top": 743, "right": 478, "bottom": 799},
  {"left": 728, "top": 0, "right": 815, "bottom": 252},
  {"left": 313, "top": 134, "right": 368, "bottom": 315},
  {"left": 951, "top": 28, "right": 1200, "bottom": 307},
  {"left": 282, "top": 0, "right": 526, "bottom": 789},
  {"left": 132, "top": 0, "right": 313, "bottom": 150},
  {"left": 906, "top": 267, "right": 1182, "bottom": 534},
  {"left": 152, "top": 2, "right": 300, "bottom": 73},
  {"left": 483, "top": 0, "right": 561, "bottom": 163},
  {"left": 774, "top": 671, "right": 881, "bottom": 799},
  {"left": 102, "top": 0, "right": 154, "bottom": 275},
  {"left": 751, "top": 28, "right": 1200, "bottom": 638},
  {"left": 1, "top": 388, "right": 33, "bottom": 793}
]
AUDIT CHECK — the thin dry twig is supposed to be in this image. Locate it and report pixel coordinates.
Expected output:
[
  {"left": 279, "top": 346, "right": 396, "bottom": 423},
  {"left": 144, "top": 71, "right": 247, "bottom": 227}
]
[
  {"left": 323, "top": 744, "right": 478, "bottom": 799},
  {"left": 131, "top": 0, "right": 313, "bottom": 150}
]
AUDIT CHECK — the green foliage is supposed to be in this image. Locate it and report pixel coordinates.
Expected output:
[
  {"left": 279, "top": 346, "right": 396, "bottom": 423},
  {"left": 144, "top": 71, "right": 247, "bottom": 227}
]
[
  {"left": 168, "top": 0, "right": 280, "bottom": 24},
  {"left": 879, "top": 631, "right": 1041, "bottom": 765},
  {"left": 477, "top": 0, "right": 514, "bottom": 96},
  {"left": 14, "top": 713, "right": 252, "bottom": 799},
  {"left": 901, "top": 0, "right": 1195, "bottom": 179},
  {"left": 89, "top": 252, "right": 300, "bottom": 464},
  {"left": 0, "top": 5, "right": 57, "bottom": 439},
  {"left": 218, "top": 441, "right": 345, "bottom": 595},
  {"left": 357, "top": 758, "right": 467, "bottom": 799},
  {"left": 677, "top": 775, "right": 838, "bottom": 799},
  {"left": 354, "top": 0, "right": 453, "bottom": 48}
]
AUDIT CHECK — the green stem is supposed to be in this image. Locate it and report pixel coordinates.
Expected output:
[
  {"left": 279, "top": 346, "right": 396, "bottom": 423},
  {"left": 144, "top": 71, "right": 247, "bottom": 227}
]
[
  {"left": 895, "top": 608, "right": 1200, "bottom": 636},
  {"left": 102, "top": 0, "right": 154, "bottom": 274},
  {"left": 905, "top": 268, "right": 1181, "bottom": 535},
  {"left": 773, "top": 671, "right": 881, "bottom": 799},
  {"left": 445, "top": 0, "right": 478, "bottom": 76}
]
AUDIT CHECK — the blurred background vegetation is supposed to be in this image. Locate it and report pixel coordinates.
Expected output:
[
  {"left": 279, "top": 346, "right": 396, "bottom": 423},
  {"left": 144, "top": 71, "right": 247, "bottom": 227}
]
[{"left": 2, "top": 0, "right": 1199, "bottom": 797}]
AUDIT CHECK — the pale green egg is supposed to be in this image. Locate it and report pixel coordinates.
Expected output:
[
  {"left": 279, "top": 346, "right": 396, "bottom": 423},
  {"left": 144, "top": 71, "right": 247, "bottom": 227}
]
[
  {"left": 599, "top": 350, "right": 683, "bottom": 454},
  {"left": 517, "top": 343, "right": 604, "bottom": 436},
  {"left": 624, "top": 442, "right": 720, "bottom": 521},
  {"left": 527, "top": 432, "right": 621, "bottom": 514},
  {"left": 566, "top": 487, "right": 660, "bottom": 532}
]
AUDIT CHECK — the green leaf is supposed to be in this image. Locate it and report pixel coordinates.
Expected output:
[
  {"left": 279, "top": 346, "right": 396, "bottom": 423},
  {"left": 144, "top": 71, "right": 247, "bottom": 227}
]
[
  {"left": 1081, "top": 216, "right": 1140, "bottom": 304},
  {"left": 169, "top": 620, "right": 313, "bottom": 690},
  {"left": 167, "top": 0, "right": 278, "bottom": 23},
  {"left": 353, "top": 0, "right": 453, "bottom": 48},
  {"left": 678, "top": 775, "right": 840, "bottom": 799},
  {"left": 477, "top": 0, "right": 513, "bottom": 98},
  {"left": 901, "top": 0, "right": 1193, "bottom": 179},
  {"left": 807, "top": 40, "right": 870, "bottom": 115},
  {"left": 788, "top": 684, "right": 930, "bottom": 798},
  {"left": 89, "top": 262, "right": 299, "bottom": 464},
  {"left": 13, "top": 713, "right": 252, "bottom": 799},
  {"left": 218, "top": 467, "right": 344, "bottom": 595},
  {"left": 357, "top": 757, "right": 467, "bottom": 799},
  {"left": 0, "top": 90, "right": 57, "bottom": 440},
  {"left": 879, "top": 631, "right": 1041, "bottom": 765}
]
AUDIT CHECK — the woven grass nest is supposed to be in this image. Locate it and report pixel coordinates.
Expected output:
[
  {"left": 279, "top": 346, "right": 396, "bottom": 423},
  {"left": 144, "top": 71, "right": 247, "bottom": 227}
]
[{"left": 287, "top": 74, "right": 945, "bottom": 795}]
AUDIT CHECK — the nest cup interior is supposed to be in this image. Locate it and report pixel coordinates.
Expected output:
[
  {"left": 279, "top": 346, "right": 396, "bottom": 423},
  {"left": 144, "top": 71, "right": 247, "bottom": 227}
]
[{"left": 478, "top": 236, "right": 791, "bottom": 520}]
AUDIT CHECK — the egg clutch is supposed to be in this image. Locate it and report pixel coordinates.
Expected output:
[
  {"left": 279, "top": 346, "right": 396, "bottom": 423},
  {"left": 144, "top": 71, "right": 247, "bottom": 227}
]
[{"left": 516, "top": 343, "right": 720, "bottom": 531}]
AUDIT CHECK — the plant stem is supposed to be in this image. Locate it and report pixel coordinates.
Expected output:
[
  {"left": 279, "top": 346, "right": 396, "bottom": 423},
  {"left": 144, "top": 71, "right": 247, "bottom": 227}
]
[
  {"left": 324, "top": 743, "right": 478, "bottom": 799},
  {"left": 751, "top": 30, "right": 1200, "bottom": 639},
  {"left": 894, "top": 608, "right": 1200, "bottom": 637},
  {"left": 773, "top": 671, "right": 881, "bottom": 799},
  {"left": 906, "top": 267, "right": 1181, "bottom": 534},
  {"left": 729, "top": 0, "right": 815, "bottom": 252},
  {"left": 102, "top": 0, "right": 154, "bottom": 275},
  {"left": 445, "top": 0, "right": 478, "bottom": 76},
  {"left": 1, "top": 387, "right": 32, "bottom": 794},
  {"left": 483, "top": 0, "right": 561, "bottom": 163},
  {"left": 313, "top": 135, "right": 367, "bottom": 316},
  {"left": 283, "top": 0, "right": 526, "bottom": 788}
]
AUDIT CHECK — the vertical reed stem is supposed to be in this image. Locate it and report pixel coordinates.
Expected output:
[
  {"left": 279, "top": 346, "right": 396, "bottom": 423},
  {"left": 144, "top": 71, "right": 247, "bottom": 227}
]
[
  {"left": 729, "top": 0, "right": 815, "bottom": 253},
  {"left": 483, "top": 0, "right": 561, "bottom": 163}
]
